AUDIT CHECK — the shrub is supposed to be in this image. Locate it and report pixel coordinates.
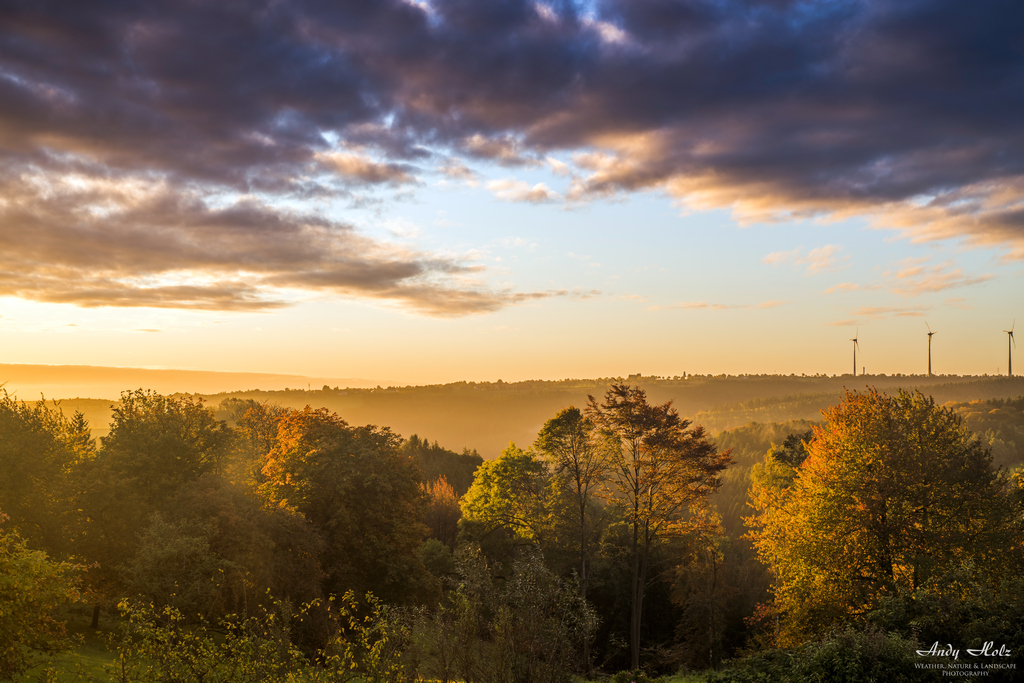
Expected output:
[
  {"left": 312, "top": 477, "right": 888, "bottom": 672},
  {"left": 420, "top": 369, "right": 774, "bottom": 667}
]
[{"left": 0, "top": 515, "right": 82, "bottom": 680}]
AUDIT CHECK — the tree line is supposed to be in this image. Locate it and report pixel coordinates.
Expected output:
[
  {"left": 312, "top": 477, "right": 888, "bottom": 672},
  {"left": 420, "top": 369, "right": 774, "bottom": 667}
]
[{"left": 1, "top": 384, "right": 1023, "bottom": 681}]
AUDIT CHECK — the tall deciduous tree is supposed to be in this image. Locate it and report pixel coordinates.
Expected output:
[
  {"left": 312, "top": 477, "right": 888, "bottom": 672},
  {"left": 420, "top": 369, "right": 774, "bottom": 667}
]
[
  {"left": 747, "top": 388, "right": 1014, "bottom": 644},
  {"left": 423, "top": 476, "right": 461, "bottom": 550},
  {"left": 535, "top": 407, "right": 606, "bottom": 670},
  {"left": 536, "top": 408, "right": 605, "bottom": 593},
  {"left": 587, "top": 384, "right": 731, "bottom": 670}
]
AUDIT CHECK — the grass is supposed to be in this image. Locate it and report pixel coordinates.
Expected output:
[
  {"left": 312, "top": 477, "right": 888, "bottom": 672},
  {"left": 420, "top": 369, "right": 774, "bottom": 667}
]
[{"left": 17, "top": 610, "right": 118, "bottom": 682}]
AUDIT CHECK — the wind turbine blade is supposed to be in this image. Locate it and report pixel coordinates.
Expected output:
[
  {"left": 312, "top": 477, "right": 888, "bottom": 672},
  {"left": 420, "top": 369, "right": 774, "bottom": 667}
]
[{"left": 926, "top": 321, "right": 931, "bottom": 333}]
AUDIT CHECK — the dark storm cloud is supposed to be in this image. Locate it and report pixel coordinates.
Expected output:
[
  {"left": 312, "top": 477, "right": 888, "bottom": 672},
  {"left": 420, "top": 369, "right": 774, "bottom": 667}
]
[{"left": 2, "top": 0, "right": 1024, "bottom": 313}]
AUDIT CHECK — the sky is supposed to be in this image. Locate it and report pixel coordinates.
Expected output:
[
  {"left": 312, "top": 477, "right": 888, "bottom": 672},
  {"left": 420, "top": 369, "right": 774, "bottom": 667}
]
[{"left": 1, "top": 0, "right": 1023, "bottom": 386}]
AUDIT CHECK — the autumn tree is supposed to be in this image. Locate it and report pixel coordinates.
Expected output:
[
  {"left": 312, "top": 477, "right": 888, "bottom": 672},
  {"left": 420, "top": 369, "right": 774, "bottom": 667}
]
[
  {"left": 587, "top": 384, "right": 731, "bottom": 670},
  {"left": 260, "top": 407, "right": 435, "bottom": 605},
  {"left": 403, "top": 435, "right": 483, "bottom": 497},
  {"left": 747, "top": 388, "right": 1014, "bottom": 644},
  {"left": 535, "top": 407, "right": 607, "bottom": 670},
  {"left": 423, "top": 476, "right": 461, "bottom": 550},
  {"left": 221, "top": 398, "right": 290, "bottom": 475}
]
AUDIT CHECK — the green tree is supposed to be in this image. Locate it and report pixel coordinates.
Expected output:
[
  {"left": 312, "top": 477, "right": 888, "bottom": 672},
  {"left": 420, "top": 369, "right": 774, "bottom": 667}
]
[
  {"left": 535, "top": 407, "right": 606, "bottom": 670},
  {"left": 587, "top": 384, "right": 731, "bottom": 670},
  {"left": 460, "top": 444, "right": 550, "bottom": 544},
  {"left": 165, "top": 475, "right": 325, "bottom": 619},
  {"left": 74, "top": 390, "right": 233, "bottom": 626},
  {"left": 747, "top": 388, "right": 1015, "bottom": 644},
  {"left": 120, "top": 514, "right": 229, "bottom": 620},
  {"left": 221, "top": 398, "right": 291, "bottom": 474},
  {"left": 260, "top": 407, "right": 435, "bottom": 605},
  {"left": 99, "top": 390, "right": 233, "bottom": 507},
  {"left": 423, "top": 545, "right": 596, "bottom": 683},
  {"left": 0, "top": 392, "right": 84, "bottom": 556},
  {"left": 0, "top": 514, "right": 82, "bottom": 679},
  {"left": 535, "top": 407, "right": 606, "bottom": 593}
]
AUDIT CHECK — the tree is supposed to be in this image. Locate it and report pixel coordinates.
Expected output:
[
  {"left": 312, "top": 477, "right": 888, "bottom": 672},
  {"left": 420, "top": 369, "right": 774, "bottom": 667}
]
[
  {"left": 535, "top": 407, "right": 606, "bottom": 670},
  {"left": 0, "top": 514, "right": 82, "bottom": 679},
  {"left": 402, "top": 435, "right": 483, "bottom": 497},
  {"left": 74, "top": 390, "right": 233, "bottom": 626},
  {"left": 423, "top": 545, "right": 597, "bottom": 683},
  {"left": 535, "top": 407, "right": 606, "bottom": 593},
  {"left": 221, "top": 398, "right": 291, "bottom": 467},
  {"left": 460, "top": 444, "right": 550, "bottom": 544},
  {"left": 99, "top": 390, "right": 233, "bottom": 507},
  {"left": 587, "top": 384, "right": 731, "bottom": 670},
  {"left": 747, "top": 388, "right": 1015, "bottom": 644},
  {"left": 260, "top": 407, "right": 435, "bottom": 605},
  {"left": 0, "top": 392, "right": 84, "bottom": 557},
  {"left": 165, "top": 475, "right": 325, "bottom": 618},
  {"left": 423, "top": 476, "right": 461, "bottom": 550}
]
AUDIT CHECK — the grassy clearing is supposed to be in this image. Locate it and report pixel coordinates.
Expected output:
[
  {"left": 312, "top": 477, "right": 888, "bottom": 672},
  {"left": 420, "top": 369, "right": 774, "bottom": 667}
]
[{"left": 17, "top": 611, "right": 117, "bottom": 682}]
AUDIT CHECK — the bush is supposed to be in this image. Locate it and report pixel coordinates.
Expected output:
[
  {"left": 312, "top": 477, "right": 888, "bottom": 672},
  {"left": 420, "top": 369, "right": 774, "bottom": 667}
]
[
  {"left": 611, "top": 669, "right": 663, "bottom": 683},
  {"left": 108, "top": 599, "right": 304, "bottom": 683},
  {"left": 704, "top": 627, "right": 934, "bottom": 683},
  {"left": 0, "top": 515, "right": 82, "bottom": 679}
]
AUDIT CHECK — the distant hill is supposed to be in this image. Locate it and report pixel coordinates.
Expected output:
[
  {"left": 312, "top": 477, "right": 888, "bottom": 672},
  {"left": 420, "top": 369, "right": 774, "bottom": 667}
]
[
  {"left": 0, "top": 363, "right": 385, "bottom": 400},
  {"left": 199, "top": 374, "right": 1024, "bottom": 458},
  {"left": 9, "top": 367, "right": 1023, "bottom": 458}
]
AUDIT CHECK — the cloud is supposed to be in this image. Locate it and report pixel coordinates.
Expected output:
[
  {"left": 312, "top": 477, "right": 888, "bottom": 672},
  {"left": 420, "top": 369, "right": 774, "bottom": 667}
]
[
  {"left": 763, "top": 245, "right": 847, "bottom": 274},
  {"left": 850, "top": 305, "right": 931, "bottom": 319},
  {"left": 762, "top": 249, "right": 801, "bottom": 266},
  {"left": 4, "top": 0, "right": 1024, "bottom": 322},
  {"left": 882, "top": 258, "right": 993, "bottom": 296},
  {"left": 945, "top": 297, "right": 972, "bottom": 310},
  {"left": 824, "top": 256, "right": 991, "bottom": 297},
  {"left": 487, "top": 179, "right": 560, "bottom": 203},
  {"left": 546, "top": 156, "right": 571, "bottom": 177},
  {"left": 438, "top": 158, "right": 480, "bottom": 186},
  {"left": 825, "top": 282, "right": 861, "bottom": 294},
  {"left": 316, "top": 151, "right": 416, "bottom": 186},
  {"left": 0, "top": 168, "right": 550, "bottom": 316},
  {"left": 462, "top": 135, "right": 538, "bottom": 167}
]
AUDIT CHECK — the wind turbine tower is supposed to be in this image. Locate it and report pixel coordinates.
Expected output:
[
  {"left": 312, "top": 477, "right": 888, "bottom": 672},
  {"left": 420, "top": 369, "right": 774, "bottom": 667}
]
[
  {"left": 1006, "top": 321, "right": 1016, "bottom": 377},
  {"left": 851, "top": 330, "right": 859, "bottom": 377},
  {"left": 926, "top": 322, "right": 936, "bottom": 377}
]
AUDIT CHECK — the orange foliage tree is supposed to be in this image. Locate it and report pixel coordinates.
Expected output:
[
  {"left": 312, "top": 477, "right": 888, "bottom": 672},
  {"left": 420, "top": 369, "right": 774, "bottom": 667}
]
[
  {"left": 260, "top": 407, "right": 435, "bottom": 604},
  {"left": 747, "top": 388, "right": 1014, "bottom": 644}
]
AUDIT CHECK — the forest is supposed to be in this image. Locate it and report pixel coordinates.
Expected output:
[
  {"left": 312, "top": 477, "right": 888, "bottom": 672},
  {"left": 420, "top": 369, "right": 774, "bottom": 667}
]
[{"left": 1, "top": 380, "right": 1023, "bottom": 682}]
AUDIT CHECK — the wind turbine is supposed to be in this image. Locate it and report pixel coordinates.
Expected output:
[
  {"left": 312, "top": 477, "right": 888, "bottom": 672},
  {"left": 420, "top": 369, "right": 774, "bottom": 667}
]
[
  {"left": 1005, "top": 321, "right": 1016, "bottom": 377},
  {"left": 851, "top": 329, "right": 859, "bottom": 377},
  {"left": 926, "top": 322, "right": 936, "bottom": 377}
]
